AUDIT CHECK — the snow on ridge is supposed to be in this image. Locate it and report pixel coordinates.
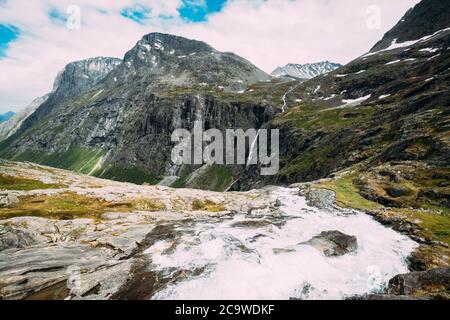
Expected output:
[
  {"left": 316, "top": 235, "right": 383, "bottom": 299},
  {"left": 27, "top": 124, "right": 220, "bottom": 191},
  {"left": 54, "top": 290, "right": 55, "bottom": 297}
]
[
  {"left": 271, "top": 61, "right": 341, "bottom": 79},
  {"left": 385, "top": 59, "right": 401, "bottom": 65},
  {"left": 363, "top": 27, "right": 450, "bottom": 57}
]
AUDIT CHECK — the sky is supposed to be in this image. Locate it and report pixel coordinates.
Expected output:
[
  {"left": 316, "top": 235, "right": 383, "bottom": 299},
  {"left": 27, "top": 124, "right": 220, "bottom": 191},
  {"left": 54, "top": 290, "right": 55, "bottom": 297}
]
[{"left": 0, "top": 0, "right": 421, "bottom": 113}]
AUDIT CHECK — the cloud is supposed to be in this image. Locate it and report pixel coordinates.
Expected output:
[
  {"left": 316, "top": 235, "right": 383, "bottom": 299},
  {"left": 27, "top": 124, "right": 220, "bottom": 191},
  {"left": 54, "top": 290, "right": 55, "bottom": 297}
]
[{"left": 0, "top": 0, "right": 420, "bottom": 113}]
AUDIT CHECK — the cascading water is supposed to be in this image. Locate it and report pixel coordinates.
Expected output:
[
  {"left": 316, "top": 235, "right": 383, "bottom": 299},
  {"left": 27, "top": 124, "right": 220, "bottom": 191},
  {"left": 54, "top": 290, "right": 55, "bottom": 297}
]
[
  {"left": 144, "top": 187, "right": 417, "bottom": 300},
  {"left": 246, "top": 129, "right": 261, "bottom": 166}
]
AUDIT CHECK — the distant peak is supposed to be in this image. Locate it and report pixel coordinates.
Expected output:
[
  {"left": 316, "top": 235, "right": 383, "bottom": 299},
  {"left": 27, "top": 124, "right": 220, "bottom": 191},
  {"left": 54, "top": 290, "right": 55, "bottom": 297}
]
[{"left": 272, "top": 61, "right": 342, "bottom": 79}]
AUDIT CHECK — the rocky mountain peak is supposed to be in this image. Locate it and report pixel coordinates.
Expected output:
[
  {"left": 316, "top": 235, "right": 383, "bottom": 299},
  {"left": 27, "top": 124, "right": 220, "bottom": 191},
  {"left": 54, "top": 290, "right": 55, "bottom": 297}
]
[
  {"left": 271, "top": 61, "right": 342, "bottom": 79},
  {"left": 371, "top": 0, "right": 450, "bottom": 52},
  {"left": 52, "top": 57, "right": 122, "bottom": 97},
  {"left": 117, "top": 32, "right": 270, "bottom": 90}
]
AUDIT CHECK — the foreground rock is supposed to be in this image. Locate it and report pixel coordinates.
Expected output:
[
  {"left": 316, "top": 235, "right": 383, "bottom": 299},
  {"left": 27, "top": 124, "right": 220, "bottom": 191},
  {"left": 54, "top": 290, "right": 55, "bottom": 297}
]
[
  {"left": 387, "top": 268, "right": 450, "bottom": 299},
  {"left": 302, "top": 231, "right": 358, "bottom": 257}
]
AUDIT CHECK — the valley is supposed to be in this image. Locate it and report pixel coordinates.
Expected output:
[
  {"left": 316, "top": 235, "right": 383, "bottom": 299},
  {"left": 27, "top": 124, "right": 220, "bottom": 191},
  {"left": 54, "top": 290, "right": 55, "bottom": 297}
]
[{"left": 0, "top": 0, "right": 448, "bottom": 300}]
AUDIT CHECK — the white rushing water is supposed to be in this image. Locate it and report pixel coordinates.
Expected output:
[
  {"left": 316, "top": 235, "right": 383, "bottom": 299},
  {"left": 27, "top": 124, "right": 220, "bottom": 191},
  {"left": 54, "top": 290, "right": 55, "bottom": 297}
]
[{"left": 145, "top": 187, "right": 416, "bottom": 300}]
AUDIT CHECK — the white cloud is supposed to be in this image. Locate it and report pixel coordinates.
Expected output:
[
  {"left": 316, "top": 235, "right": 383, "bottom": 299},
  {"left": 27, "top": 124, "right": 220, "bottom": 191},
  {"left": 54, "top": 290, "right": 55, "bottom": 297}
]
[{"left": 0, "top": 0, "right": 420, "bottom": 113}]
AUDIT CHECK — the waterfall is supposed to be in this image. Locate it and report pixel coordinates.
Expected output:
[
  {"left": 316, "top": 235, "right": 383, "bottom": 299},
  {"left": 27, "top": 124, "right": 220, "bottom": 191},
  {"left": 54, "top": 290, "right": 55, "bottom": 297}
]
[
  {"left": 246, "top": 129, "right": 261, "bottom": 166},
  {"left": 281, "top": 83, "right": 300, "bottom": 112}
]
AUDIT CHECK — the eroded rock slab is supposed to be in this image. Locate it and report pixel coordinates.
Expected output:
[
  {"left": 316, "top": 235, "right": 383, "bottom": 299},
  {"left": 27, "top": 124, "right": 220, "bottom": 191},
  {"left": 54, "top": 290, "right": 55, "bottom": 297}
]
[
  {"left": 302, "top": 230, "right": 358, "bottom": 257},
  {"left": 387, "top": 267, "right": 450, "bottom": 298}
]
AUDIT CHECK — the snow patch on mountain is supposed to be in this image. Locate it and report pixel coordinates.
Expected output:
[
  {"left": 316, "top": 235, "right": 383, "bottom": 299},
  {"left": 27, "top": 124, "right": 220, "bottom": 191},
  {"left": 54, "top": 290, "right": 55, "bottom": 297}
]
[{"left": 271, "top": 61, "right": 342, "bottom": 80}]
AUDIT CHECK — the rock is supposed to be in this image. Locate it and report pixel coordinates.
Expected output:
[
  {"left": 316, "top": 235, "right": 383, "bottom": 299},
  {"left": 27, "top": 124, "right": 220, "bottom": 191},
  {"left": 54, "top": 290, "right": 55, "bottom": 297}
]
[
  {"left": 0, "top": 226, "right": 36, "bottom": 251},
  {"left": 231, "top": 220, "right": 273, "bottom": 229},
  {"left": 351, "top": 294, "right": 427, "bottom": 300},
  {"left": 387, "top": 267, "right": 450, "bottom": 298},
  {"left": 0, "top": 194, "right": 19, "bottom": 208},
  {"left": 302, "top": 230, "right": 358, "bottom": 257},
  {"left": 386, "top": 185, "right": 414, "bottom": 198},
  {"left": 0, "top": 245, "right": 117, "bottom": 300},
  {"left": 299, "top": 185, "right": 337, "bottom": 210}
]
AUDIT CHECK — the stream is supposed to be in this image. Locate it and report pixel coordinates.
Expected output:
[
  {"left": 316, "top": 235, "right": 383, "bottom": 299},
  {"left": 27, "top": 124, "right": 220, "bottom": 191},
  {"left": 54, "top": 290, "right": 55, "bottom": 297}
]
[{"left": 143, "top": 187, "right": 417, "bottom": 300}]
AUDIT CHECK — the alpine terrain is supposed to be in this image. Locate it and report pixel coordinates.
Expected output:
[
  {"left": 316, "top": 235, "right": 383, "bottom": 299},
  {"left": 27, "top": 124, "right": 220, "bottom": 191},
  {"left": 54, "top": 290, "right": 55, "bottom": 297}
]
[
  {"left": 0, "top": 0, "right": 449, "bottom": 300},
  {"left": 271, "top": 61, "right": 342, "bottom": 79}
]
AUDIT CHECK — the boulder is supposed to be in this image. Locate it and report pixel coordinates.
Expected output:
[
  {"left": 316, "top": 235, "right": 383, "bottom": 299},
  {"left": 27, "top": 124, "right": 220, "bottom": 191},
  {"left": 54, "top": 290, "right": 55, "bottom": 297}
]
[
  {"left": 387, "top": 267, "right": 450, "bottom": 298},
  {"left": 302, "top": 230, "right": 358, "bottom": 257},
  {"left": 0, "top": 226, "right": 36, "bottom": 251},
  {"left": 0, "top": 194, "right": 19, "bottom": 208}
]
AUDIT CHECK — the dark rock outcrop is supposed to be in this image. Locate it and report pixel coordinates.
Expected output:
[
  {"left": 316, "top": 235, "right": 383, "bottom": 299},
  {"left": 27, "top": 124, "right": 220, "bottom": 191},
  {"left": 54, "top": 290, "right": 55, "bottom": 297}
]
[
  {"left": 302, "top": 230, "right": 358, "bottom": 257},
  {"left": 387, "top": 268, "right": 450, "bottom": 298}
]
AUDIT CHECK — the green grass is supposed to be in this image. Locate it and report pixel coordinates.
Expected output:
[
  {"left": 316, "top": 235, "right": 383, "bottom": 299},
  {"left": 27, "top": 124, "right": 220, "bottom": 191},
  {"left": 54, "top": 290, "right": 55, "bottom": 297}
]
[
  {"left": 10, "top": 146, "right": 105, "bottom": 175},
  {"left": 318, "top": 175, "right": 383, "bottom": 211},
  {"left": 172, "top": 165, "right": 234, "bottom": 191},
  {"left": 0, "top": 192, "right": 133, "bottom": 220},
  {"left": 95, "top": 166, "right": 159, "bottom": 185},
  {"left": 192, "top": 199, "right": 225, "bottom": 212},
  {"left": 0, "top": 174, "right": 61, "bottom": 191},
  {"left": 276, "top": 103, "right": 375, "bottom": 132}
]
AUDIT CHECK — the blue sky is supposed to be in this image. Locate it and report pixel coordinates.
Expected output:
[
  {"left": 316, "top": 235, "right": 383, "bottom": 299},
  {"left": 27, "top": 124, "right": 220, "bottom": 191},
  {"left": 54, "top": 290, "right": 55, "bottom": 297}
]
[
  {"left": 178, "top": 0, "right": 227, "bottom": 22},
  {"left": 120, "top": 0, "right": 227, "bottom": 24},
  {"left": 0, "top": 24, "right": 19, "bottom": 58},
  {"left": 0, "top": 0, "right": 420, "bottom": 112}
]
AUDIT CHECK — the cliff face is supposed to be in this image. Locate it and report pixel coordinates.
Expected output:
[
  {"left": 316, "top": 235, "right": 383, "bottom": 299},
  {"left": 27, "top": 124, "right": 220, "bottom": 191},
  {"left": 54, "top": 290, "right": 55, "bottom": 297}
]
[
  {"left": 371, "top": 0, "right": 450, "bottom": 52},
  {"left": 0, "top": 33, "right": 277, "bottom": 190},
  {"left": 1, "top": 2, "right": 449, "bottom": 196}
]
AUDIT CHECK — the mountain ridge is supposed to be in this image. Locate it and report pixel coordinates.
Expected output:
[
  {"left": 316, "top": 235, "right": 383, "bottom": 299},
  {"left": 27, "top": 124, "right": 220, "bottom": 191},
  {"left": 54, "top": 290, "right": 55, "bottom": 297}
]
[{"left": 271, "top": 61, "right": 342, "bottom": 79}]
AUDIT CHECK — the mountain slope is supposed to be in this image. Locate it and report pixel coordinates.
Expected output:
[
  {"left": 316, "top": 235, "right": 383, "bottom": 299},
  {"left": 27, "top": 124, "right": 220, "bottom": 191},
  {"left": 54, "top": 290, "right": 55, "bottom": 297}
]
[
  {"left": 0, "top": 33, "right": 276, "bottom": 190},
  {"left": 0, "top": 96, "right": 48, "bottom": 140},
  {"left": 233, "top": 0, "right": 450, "bottom": 214},
  {"left": 371, "top": 0, "right": 450, "bottom": 52},
  {"left": 271, "top": 61, "right": 342, "bottom": 79}
]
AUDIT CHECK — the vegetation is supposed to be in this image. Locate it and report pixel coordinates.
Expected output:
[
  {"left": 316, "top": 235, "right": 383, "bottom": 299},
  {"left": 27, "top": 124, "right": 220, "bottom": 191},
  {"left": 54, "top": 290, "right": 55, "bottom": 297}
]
[
  {"left": 0, "top": 192, "right": 133, "bottom": 220},
  {"left": 9, "top": 146, "right": 105, "bottom": 175},
  {"left": 0, "top": 174, "right": 61, "bottom": 191},
  {"left": 275, "top": 102, "right": 376, "bottom": 132},
  {"left": 95, "top": 166, "right": 159, "bottom": 185},
  {"left": 172, "top": 165, "right": 234, "bottom": 192},
  {"left": 192, "top": 199, "right": 225, "bottom": 212},
  {"left": 318, "top": 174, "right": 383, "bottom": 211},
  {"left": 132, "top": 198, "right": 167, "bottom": 211}
]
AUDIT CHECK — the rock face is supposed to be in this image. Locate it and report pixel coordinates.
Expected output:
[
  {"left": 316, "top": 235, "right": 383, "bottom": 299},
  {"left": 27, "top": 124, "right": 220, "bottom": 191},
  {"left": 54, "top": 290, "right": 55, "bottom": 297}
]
[
  {"left": 303, "top": 231, "right": 358, "bottom": 257},
  {"left": 1, "top": 1, "right": 449, "bottom": 198},
  {"left": 271, "top": 61, "right": 342, "bottom": 79},
  {"left": 232, "top": 0, "right": 450, "bottom": 193},
  {"left": 371, "top": 0, "right": 450, "bottom": 52},
  {"left": 387, "top": 268, "right": 450, "bottom": 298},
  {"left": 117, "top": 33, "right": 271, "bottom": 90},
  {"left": 0, "top": 226, "right": 36, "bottom": 251},
  {"left": 0, "top": 57, "right": 121, "bottom": 142},
  {"left": 0, "top": 33, "right": 274, "bottom": 190},
  {"left": 52, "top": 57, "right": 122, "bottom": 99},
  {"left": 0, "top": 95, "right": 49, "bottom": 140},
  {"left": 0, "top": 194, "right": 19, "bottom": 208}
]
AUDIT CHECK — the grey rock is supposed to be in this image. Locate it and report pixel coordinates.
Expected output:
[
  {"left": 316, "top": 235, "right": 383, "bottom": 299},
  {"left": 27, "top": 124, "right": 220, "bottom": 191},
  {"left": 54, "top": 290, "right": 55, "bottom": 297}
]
[
  {"left": 0, "top": 194, "right": 19, "bottom": 208},
  {"left": 302, "top": 230, "right": 358, "bottom": 257},
  {"left": 0, "top": 226, "right": 36, "bottom": 251},
  {"left": 387, "top": 267, "right": 450, "bottom": 297}
]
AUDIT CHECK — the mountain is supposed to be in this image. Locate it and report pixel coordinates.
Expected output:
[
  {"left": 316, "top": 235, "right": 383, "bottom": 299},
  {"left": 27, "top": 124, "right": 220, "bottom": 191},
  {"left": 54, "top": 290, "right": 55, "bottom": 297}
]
[
  {"left": 112, "top": 33, "right": 271, "bottom": 91},
  {"left": 0, "top": 112, "right": 15, "bottom": 124},
  {"left": 371, "top": 0, "right": 450, "bottom": 52},
  {"left": 0, "top": 33, "right": 275, "bottom": 190},
  {"left": 0, "top": 57, "right": 122, "bottom": 141},
  {"left": 0, "top": 0, "right": 448, "bottom": 301},
  {"left": 52, "top": 57, "right": 122, "bottom": 99},
  {"left": 0, "top": 96, "right": 49, "bottom": 140},
  {"left": 271, "top": 61, "right": 342, "bottom": 79}
]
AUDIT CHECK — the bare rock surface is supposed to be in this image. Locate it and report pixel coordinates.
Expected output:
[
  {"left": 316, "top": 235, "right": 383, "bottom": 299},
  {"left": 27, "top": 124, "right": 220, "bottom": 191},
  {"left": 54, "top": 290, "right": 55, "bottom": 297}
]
[{"left": 302, "top": 230, "right": 358, "bottom": 257}]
